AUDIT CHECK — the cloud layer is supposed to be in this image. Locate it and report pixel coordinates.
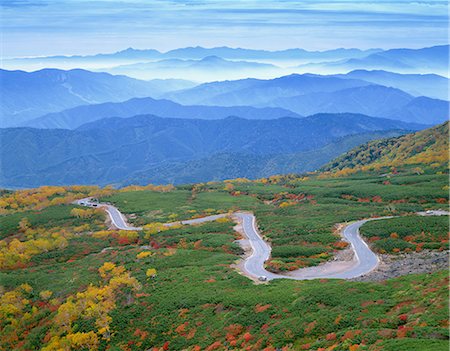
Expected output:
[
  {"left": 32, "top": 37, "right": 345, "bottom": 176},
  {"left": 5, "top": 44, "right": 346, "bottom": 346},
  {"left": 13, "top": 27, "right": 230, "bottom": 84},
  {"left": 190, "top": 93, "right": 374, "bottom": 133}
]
[{"left": 2, "top": 0, "right": 448, "bottom": 57}]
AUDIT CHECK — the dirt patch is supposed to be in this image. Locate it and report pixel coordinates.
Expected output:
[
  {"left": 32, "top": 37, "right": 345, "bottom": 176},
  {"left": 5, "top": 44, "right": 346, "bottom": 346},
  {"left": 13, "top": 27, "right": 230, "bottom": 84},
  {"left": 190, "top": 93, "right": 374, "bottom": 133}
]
[
  {"left": 352, "top": 250, "right": 449, "bottom": 282},
  {"left": 330, "top": 222, "right": 355, "bottom": 262}
]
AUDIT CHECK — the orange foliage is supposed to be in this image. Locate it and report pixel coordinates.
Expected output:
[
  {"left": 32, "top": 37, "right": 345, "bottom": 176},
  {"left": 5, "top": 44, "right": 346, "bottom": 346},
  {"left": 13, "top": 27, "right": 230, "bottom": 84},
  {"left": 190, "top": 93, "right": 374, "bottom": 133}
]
[{"left": 255, "top": 304, "right": 272, "bottom": 313}]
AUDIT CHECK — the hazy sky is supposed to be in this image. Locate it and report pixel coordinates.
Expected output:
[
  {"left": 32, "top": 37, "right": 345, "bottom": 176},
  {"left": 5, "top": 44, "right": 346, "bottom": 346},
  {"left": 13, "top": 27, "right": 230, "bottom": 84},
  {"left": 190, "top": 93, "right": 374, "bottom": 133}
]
[{"left": 1, "top": 0, "right": 448, "bottom": 57}]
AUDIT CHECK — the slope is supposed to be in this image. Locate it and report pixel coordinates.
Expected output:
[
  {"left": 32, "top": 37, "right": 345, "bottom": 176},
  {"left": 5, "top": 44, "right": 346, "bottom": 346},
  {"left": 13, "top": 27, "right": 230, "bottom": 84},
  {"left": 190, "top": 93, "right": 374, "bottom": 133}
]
[
  {"left": 0, "top": 113, "right": 423, "bottom": 187},
  {"left": 322, "top": 121, "right": 449, "bottom": 172}
]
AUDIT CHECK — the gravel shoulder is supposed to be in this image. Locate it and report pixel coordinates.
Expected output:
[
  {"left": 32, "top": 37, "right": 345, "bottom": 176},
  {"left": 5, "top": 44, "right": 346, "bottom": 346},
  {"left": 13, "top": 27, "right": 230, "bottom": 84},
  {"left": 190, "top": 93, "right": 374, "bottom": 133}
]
[{"left": 352, "top": 250, "right": 449, "bottom": 281}]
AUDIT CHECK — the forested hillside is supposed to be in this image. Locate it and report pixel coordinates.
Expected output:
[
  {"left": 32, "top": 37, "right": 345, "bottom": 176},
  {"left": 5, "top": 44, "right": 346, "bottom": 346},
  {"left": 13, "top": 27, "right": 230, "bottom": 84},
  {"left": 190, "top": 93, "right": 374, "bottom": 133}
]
[{"left": 323, "top": 121, "right": 449, "bottom": 172}]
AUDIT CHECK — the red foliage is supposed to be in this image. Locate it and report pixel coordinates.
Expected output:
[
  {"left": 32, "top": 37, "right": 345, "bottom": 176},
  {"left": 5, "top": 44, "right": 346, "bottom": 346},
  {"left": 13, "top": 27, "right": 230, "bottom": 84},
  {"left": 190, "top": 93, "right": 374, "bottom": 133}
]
[
  {"left": 341, "top": 330, "right": 354, "bottom": 341},
  {"left": 225, "top": 324, "right": 244, "bottom": 337},
  {"left": 255, "top": 304, "right": 271, "bottom": 313},
  {"left": 175, "top": 322, "right": 188, "bottom": 334},
  {"left": 205, "top": 341, "right": 222, "bottom": 351},
  {"left": 358, "top": 198, "right": 370, "bottom": 203},
  {"left": 326, "top": 332, "right": 336, "bottom": 341},
  {"left": 334, "top": 241, "right": 349, "bottom": 249},
  {"left": 117, "top": 237, "right": 132, "bottom": 245},
  {"left": 372, "top": 196, "right": 383, "bottom": 203},
  {"left": 304, "top": 321, "right": 316, "bottom": 334},
  {"left": 397, "top": 325, "right": 413, "bottom": 338},
  {"left": 243, "top": 332, "right": 253, "bottom": 342},
  {"left": 398, "top": 314, "right": 408, "bottom": 322}
]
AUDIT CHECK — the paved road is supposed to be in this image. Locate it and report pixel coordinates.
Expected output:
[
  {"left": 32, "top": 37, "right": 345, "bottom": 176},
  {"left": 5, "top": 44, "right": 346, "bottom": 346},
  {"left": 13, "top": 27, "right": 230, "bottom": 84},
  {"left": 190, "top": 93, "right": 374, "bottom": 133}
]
[
  {"left": 75, "top": 198, "right": 392, "bottom": 281},
  {"left": 75, "top": 198, "right": 142, "bottom": 230},
  {"left": 76, "top": 198, "right": 227, "bottom": 230},
  {"left": 235, "top": 213, "right": 389, "bottom": 281}
]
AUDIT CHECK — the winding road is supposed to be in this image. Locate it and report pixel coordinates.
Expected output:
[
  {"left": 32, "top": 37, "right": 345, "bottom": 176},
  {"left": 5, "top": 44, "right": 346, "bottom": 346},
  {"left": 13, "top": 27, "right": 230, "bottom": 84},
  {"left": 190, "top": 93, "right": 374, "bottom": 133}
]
[{"left": 76, "top": 197, "right": 393, "bottom": 281}]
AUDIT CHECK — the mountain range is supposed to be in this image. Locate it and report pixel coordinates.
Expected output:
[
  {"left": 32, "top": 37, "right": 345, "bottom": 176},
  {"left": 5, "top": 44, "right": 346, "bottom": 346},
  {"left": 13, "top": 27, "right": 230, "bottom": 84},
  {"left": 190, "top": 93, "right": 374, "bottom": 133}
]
[
  {"left": 4, "top": 68, "right": 448, "bottom": 128},
  {"left": 165, "top": 74, "right": 372, "bottom": 105},
  {"left": 335, "top": 70, "right": 449, "bottom": 100},
  {"left": 2, "top": 44, "right": 448, "bottom": 189},
  {"left": 105, "top": 56, "right": 281, "bottom": 81},
  {"left": 165, "top": 74, "right": 448, "bottom": 124},
  {"left": 1, "top": 113, "right": 424, "bottom": 187},
  {"left": 0, "top": 68, "right": 198, "bottom": 127},
  {"left": 23, "top": 97, "right": 300, "bottom": 130},
  {"left": 300, "top": 45, "right": 449, "bottom": 76},
  {"left": 266, "top": 85, "right": 449, "bottom": 124},
  {"left": 2, "top": 46, "right": 382, "bottom": 71}
]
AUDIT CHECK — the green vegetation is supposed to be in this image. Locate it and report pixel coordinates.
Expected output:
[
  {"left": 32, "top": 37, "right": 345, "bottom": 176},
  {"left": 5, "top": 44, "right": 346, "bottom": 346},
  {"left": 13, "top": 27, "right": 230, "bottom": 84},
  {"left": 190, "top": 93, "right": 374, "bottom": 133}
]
[
  {"left": 322, "top": 121, "right": 448, "bottom": 173},
  {"left": 1, "top": 221, "right": 448, "bottom": 350},
  {"left": 0, "top": 205, "right": 81, "bottom": 238},
  {"left": 360, "top": 216, "right": 449, "bottom": 253},
  {"left": 0, "top": 152, "right": 448, "bottom": 350},
  {"left": 102, "top": 188, "right": 259, "bottom": 225}
]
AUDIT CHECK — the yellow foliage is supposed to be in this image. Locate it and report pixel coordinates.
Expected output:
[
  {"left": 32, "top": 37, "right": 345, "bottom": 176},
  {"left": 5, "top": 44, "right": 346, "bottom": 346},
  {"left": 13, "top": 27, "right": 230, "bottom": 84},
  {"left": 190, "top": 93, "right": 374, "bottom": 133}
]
[
  {"left": 0, "top": 234, "right": 68, "bottom": 269},
  {"left": 279, "top": 201, "right": 294, "bottom": 208},
  {"left": 169, "top": 223, "right": 183, "bottom": 229},
  {"left": 92, "top": 230, "right": 111, "bottom": 238},
  {"left": 117, "top": 230, "right": 139, "bottom": 242},
  {"left": 70, "top": 208, "right": 98, "bottom": 218},
  {"left": 66, "top": 332, "right": 99, "bottom": 350},
  {"left": 146, "top": 268, "right": 157, "bottom": 277},
  {"left": 136, "top": 251, "right": 153, "bottom": 259},
  {"left": 215, "top": 217, "right": 230, "bottom": 223},
  {"left": 40, "top": 290, "right": 53, "bottom": 300},
  {"left": 0, "top": 185, "right": 100, "bottom": 214},
  {"left": 143, "top": 222, "right": 169, "bottom": 237},
  {"left": 99, "top": 262, "right": 117, "bottom": 278},
  {"left": 119, "top": 184, "right": 175, "bottom": 192},
  {"left": 224, "top": 183, "right": 235, "bottom": 191},
  {"left": 44, "top": 262, "right": 140, "bottom": 350},
  {"left": 168, "top": 213, "right": 178, "bottom": 220}
]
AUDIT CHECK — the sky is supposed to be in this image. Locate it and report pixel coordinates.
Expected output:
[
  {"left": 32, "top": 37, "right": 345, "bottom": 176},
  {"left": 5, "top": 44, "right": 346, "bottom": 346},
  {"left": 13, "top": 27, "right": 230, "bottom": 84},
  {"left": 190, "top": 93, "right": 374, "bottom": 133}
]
[{"left": 1, "top": 0, "right": 448, "bottom": 58}]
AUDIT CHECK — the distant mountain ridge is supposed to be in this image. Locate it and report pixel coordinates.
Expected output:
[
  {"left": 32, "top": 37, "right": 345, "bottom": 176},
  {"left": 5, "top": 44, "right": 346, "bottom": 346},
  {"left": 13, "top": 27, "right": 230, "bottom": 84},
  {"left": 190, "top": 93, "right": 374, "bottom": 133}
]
[
  {"left": 105, "top": 56, "right": 280, "bottom": 80},
  {"left": 0, "top": 113, "right": 424, "bottom": 187},
  {"left": 4, "top": 46, "right": 381, "bottom": 62},
  {"left": 266, "top": 85, "right": 449, "bottom": 124},
  {"left": 300, "top": 45, "right": 449, "bottom": 76},
  {"left": 165, "top": 74, "right": 372, "bottom": 106},
  {"left": 23, "top": 97, "right": 301, "bottom": 130},
  {"left": 165, "top": 73, "right": 449, "bottom": 124},
  {"left": 3, "top": 69, "right": 447, "bottom": 128},
  {"left": 0, "top": 68, "right": 195, "bottom": 127},
  {"left": 336, "top": 70, "right": 449, "bottom": 100}
]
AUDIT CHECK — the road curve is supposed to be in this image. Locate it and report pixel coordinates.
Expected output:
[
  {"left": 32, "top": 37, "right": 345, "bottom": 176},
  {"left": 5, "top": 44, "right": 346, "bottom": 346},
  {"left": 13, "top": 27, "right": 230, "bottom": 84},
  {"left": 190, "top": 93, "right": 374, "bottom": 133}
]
[
  {"left": 236, "top": 213, "right": 392, "bottom": 281},
  {"left": 75, "top": 198, "right": 142, "bottom": 230},
  {"left": 76, "top": 198, "right": 385, "bottom": 281}
]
